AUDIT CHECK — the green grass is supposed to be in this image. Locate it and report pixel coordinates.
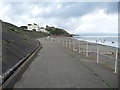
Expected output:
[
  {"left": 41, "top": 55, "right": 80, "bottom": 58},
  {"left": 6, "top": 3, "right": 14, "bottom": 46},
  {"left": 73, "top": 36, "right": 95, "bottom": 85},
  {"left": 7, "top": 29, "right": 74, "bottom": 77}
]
[
  {"left": 9, "top": 28, "right": 16, "bottom": 32},
  {"left": 4, "top": 40, "right": 14, "bottom": 43},
  {"left": 23, "top": 37, "right": 29, "bottom": 42},
  {"left": 9, "top": 27, "right": 24, "bottom": 35},
  {"left": 45, "top": 28, "right": 64, "bottom": 35}
]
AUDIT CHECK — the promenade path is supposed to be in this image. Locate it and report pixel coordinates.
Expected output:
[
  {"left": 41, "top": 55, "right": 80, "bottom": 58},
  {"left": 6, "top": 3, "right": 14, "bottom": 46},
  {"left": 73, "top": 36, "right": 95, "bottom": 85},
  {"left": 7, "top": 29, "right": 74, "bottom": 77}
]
[{"left": 14, "top": 38, "right": 118, "bottom": 88}]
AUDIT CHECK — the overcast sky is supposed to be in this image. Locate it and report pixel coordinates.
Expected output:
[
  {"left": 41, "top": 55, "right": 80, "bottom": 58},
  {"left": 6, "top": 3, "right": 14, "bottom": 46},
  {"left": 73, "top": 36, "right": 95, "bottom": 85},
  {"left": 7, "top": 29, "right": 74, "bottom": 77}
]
[{"left": 0, "top": 1, "right": 118, "bottom": 34}]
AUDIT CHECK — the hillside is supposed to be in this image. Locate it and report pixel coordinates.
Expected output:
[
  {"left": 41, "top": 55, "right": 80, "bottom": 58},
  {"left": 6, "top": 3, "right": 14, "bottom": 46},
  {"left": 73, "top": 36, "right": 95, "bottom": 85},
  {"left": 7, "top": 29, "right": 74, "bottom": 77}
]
[
  {"left": 1, "top": 21, "right": 72, "bottom": 83},
  {"left": 45, "top": 26, "right": 72, "bottom": 37},
  {"left": 1, "top": 21, "right": 48, "bottom": 82}
]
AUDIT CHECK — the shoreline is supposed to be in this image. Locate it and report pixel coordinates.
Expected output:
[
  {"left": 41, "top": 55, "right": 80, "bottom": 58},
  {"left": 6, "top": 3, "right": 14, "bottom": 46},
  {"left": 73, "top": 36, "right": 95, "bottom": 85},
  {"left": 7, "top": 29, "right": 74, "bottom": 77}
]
[
  {"left": 54, "top": 36, "right": 119, "bottom": 58},
  {"left": 74, "top": 35, "right": 119, "bottom": 37},
  {"left": 53, "top": 36, "right": 119, "bottom": 72},
  {"left": 73, "top": 37, "right": 119, "bottom": 48}
]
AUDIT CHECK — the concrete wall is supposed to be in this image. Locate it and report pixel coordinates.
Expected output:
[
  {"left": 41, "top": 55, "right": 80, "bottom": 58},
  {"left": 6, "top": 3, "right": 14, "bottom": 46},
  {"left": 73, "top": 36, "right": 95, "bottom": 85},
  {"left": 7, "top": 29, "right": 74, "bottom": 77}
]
[{"left": 2, "top": 22, "right": 40, "bottom": 75}]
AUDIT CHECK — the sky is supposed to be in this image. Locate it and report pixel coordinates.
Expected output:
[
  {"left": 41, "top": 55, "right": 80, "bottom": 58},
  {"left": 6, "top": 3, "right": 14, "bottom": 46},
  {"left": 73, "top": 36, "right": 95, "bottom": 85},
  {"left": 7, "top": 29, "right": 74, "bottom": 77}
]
[{"left": 0, "top": 1, "right": 118, "bottom": 34}]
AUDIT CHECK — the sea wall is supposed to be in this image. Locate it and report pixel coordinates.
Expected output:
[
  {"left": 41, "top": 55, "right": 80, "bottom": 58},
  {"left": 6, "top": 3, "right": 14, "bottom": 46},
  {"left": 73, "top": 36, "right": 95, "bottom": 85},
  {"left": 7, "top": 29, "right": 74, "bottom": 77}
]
[{"left": 2, "top": 21, "right": 40, "bottom": 76}]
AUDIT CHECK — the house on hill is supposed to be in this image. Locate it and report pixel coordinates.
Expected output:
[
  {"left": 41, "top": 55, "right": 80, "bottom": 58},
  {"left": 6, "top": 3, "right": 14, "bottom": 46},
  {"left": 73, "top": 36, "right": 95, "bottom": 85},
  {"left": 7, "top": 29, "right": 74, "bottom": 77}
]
[
  {"left": 40, "top": 27, "right": 49, "bottom": 34},
  {"left": 19, "top": 26, "right": 27, "bottom": 30},
  {"left": 27, "top": 23, "right": 40, "bottom": 32}
]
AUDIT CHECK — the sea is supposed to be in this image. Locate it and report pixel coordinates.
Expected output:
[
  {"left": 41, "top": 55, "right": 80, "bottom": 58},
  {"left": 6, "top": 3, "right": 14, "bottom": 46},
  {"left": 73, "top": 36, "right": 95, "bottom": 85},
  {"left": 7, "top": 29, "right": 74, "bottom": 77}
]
[{"left": 73, "top": 35, "right": 119, "bottom": 48}]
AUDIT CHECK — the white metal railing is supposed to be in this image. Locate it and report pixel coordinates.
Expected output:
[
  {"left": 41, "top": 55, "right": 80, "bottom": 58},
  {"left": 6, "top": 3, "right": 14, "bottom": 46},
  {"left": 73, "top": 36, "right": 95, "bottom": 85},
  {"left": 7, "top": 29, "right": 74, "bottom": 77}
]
[{"left": 48, "top": 36, "right": 119, "bottom": 73}]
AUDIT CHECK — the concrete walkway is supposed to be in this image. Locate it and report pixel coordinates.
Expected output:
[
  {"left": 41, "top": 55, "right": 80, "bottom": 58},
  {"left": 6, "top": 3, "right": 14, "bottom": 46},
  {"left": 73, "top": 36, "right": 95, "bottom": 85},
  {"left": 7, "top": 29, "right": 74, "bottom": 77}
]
[{"left": 14, "top": 38, "right": 118, "bottom": 88}]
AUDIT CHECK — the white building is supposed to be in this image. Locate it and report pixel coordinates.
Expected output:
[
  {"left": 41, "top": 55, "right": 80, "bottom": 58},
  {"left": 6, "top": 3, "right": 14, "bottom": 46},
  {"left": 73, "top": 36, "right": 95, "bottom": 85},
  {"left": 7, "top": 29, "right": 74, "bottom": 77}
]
[
  {"left": 40, "top": 27, "right": 49, "bottom": 33},
  {"left": 27, "top": 23, "right": 40, "bottom": 32}
]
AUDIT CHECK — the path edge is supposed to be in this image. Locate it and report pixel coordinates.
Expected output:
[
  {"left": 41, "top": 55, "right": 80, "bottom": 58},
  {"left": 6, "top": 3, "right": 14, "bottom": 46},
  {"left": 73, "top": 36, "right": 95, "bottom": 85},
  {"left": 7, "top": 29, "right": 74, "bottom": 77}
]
[{"left": 1, "top": 40, "right": 42, "bottom": 89}]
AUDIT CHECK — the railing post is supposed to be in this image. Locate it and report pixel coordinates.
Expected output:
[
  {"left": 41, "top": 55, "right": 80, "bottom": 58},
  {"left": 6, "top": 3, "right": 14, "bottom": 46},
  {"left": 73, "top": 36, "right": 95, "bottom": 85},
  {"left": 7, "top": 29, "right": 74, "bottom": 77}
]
[
  {"left": 73, "top": 40, "right": 75, "bottom": 51},
  {"left": 114, "top": 47, "right": 118, "bottom": 73},
  {"left": 86, "top": 42, "right": 88, "bottom": 57},
  {"left": 66, "top": 38, "right": 67, "bottom": 47},
  {"left": 97, "top": 44, "right": 99, "bottom": 63},
  {"left": 63, "top": 39, "right": 64, "bottom": 46},
  {"left": 60, "top": 39, "right": 61, "bottom": 44},
  {"left": 59, "top": 39, "right": 60, "bottom": 44},
  {"left": 69, "top": 39, "right": 71, "bottom": 48},
  {"left": 79, "top": 41, "right": 81, "bottom": 53}
]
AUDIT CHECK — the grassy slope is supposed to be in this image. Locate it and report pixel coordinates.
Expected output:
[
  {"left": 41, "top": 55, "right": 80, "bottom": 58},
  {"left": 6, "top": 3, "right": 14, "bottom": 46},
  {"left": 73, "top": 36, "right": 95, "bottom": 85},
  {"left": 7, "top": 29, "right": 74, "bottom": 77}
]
[
  {"left": 45, "top": 27, "right": 71, "bottom": 37},
  {"left": 2, "top": 21, "right": 47, "bottom": 74},
  {"left": 1, "top": 21, "right": 71, "bottom": 75}
]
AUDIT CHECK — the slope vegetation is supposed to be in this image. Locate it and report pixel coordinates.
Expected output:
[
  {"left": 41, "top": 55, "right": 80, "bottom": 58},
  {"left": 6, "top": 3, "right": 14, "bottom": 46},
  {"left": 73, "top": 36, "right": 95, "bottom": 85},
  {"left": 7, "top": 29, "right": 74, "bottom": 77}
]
[{"left": 2, "top": 21, "right": 47, "bottom": 76}]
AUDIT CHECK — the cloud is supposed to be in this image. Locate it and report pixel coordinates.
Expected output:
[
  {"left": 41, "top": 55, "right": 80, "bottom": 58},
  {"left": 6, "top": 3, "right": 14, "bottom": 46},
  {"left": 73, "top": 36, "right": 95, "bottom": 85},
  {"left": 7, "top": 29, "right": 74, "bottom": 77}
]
[
  {"left": 71, "top": 9, "right": 118, "bottom": 34},
  {"left": 33, "top": 2, "right": 118, "bottom": 18},
  {"left": 0, "top": 2, "right": 118, "bottom": 34},
  {"left": 0, "top": 2, "right": 11, "bottom": 18},
  {"left": 3, "top": 2, "right": 118, "bottom": 18}
]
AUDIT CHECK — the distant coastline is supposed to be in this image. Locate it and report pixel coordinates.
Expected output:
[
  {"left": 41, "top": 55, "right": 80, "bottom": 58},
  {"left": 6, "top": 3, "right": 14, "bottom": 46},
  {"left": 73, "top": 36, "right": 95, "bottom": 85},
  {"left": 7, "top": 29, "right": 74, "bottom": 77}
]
[
  {"left": 73, "top": 35, "right": 118, "bottom": 48},
  {"left": 74, "top": 35, "right": 119, "bottom": 37},
  {"left": 72, "top": 33, "right": 119, "bottom": 37}
]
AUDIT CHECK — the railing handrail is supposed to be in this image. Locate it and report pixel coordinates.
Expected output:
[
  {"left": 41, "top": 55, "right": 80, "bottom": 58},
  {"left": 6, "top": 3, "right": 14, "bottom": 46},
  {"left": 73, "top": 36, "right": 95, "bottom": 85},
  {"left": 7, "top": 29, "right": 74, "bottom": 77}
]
[{"left": 50, "top": 37, "right": 119, "bottom": 73}]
